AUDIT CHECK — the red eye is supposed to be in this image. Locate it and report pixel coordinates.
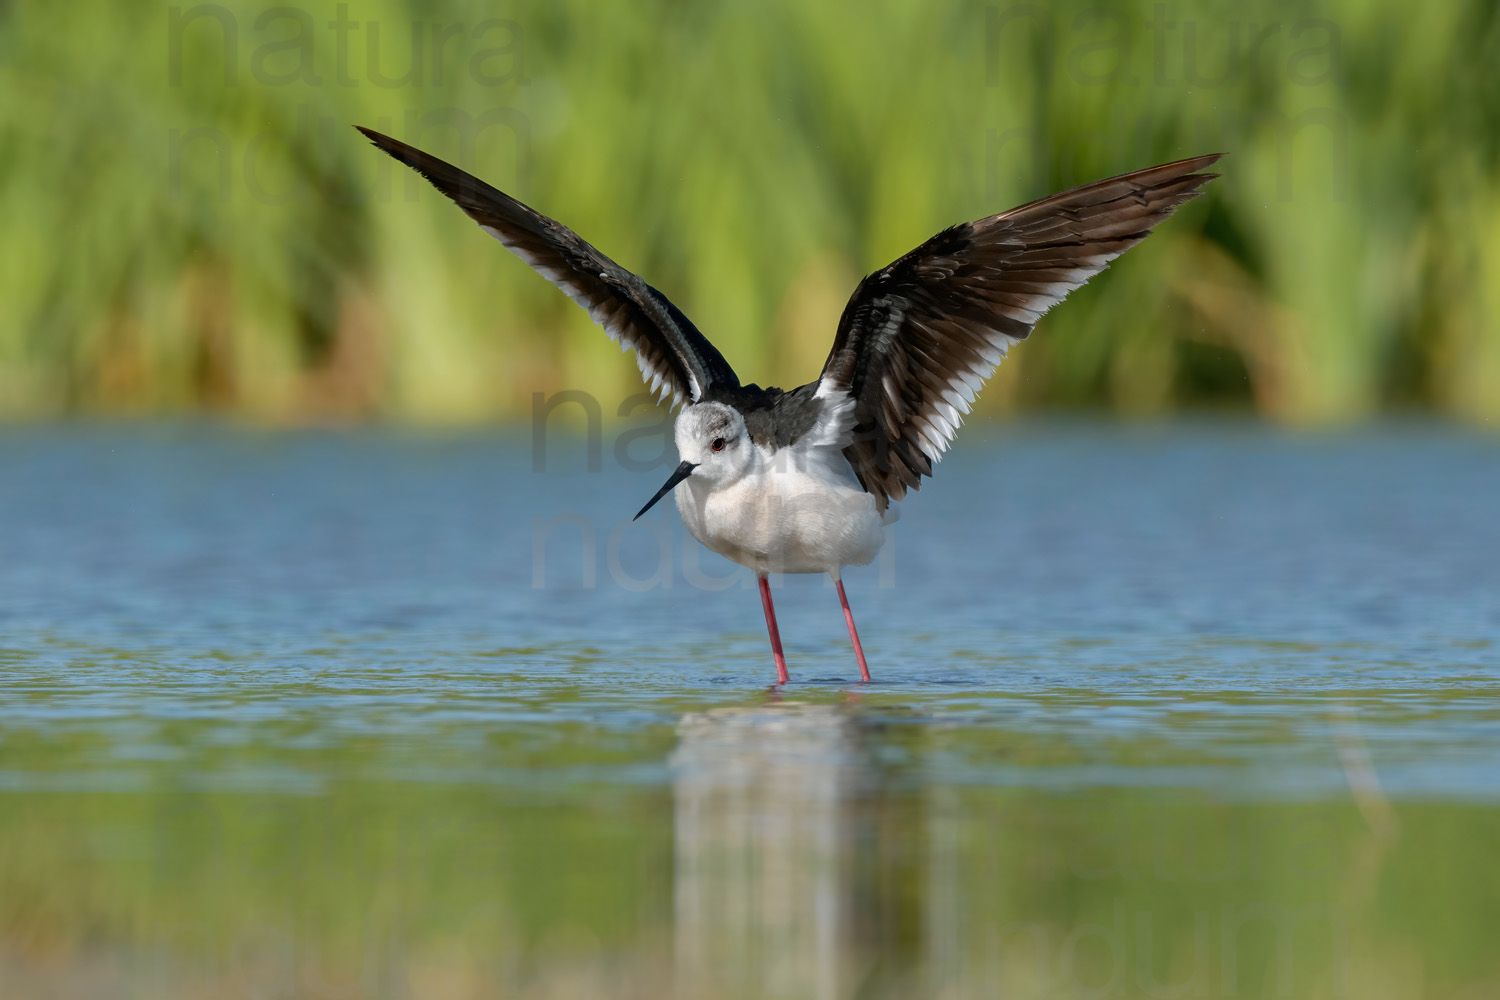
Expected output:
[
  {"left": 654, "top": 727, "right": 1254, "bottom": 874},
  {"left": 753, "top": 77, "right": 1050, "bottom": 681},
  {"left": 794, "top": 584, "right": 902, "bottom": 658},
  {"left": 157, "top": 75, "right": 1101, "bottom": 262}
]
[{"left": 711, "top": 438, "right": 725, "bottom": 452}]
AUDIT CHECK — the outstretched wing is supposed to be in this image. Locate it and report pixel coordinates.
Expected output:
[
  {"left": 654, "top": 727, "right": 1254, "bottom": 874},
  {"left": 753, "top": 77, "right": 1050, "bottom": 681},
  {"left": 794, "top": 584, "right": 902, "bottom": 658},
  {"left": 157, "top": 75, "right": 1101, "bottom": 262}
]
[
  {"left": 819, "top": 154, "right": 1221, "bottom": 508},
  {"left": 357, "top": 127, "right": 740, "bottom": 404}
]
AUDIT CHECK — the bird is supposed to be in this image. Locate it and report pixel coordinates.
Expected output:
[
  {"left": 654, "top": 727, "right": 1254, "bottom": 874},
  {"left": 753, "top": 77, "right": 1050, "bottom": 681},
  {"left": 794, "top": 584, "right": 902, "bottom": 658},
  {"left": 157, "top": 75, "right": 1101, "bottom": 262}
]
[{"left": 357, "top": 126, "right": 1220, "bottom": 685}]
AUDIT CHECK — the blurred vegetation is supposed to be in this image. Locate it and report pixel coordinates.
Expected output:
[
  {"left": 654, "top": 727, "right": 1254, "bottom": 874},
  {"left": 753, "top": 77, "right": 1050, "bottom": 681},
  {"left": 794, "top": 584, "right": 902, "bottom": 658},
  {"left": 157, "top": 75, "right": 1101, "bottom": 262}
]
[{"left": 1, "top": 0, "right": 1498, "bottom": 424}]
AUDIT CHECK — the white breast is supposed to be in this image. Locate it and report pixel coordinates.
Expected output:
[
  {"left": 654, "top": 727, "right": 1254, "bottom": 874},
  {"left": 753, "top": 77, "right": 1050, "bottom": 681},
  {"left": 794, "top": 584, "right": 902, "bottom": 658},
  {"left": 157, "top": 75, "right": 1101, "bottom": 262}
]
[{"left": 675, "top": 438, "right": 889, "bottom": 576}]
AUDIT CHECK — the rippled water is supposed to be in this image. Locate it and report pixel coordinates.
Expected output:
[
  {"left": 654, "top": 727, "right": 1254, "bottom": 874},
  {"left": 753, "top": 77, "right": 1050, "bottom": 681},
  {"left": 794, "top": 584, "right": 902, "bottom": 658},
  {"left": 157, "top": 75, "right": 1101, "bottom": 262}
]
[{"left": 1, "top": 421, "right": 1497, "bottom": 998}]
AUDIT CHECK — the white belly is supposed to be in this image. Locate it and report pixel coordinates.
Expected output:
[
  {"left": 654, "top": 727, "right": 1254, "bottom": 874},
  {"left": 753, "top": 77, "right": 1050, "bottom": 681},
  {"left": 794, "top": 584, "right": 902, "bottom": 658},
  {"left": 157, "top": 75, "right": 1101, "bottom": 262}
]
[{"left": 675, "top": 468, "right": 887, "bottom": 576}]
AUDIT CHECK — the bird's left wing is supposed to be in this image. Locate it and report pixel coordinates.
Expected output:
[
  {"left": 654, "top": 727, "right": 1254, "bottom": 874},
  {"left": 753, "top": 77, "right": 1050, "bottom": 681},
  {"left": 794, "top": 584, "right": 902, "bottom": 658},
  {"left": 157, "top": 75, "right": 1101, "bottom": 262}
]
[
  {"left": 357, "top": 127, "right": 740, "bottom": 404},
  {"left": 819, "top": 154, "right": 1221, "bottom": 509}
]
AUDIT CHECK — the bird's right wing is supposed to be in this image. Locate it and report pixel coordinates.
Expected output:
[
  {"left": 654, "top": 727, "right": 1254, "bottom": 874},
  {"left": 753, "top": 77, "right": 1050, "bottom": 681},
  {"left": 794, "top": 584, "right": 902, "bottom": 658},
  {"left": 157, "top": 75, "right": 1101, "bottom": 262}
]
[
  {"left": 357, "top": 127, "right": 740, "bottom": 405},
  {"left": 819, "top": 154, "right": 1221, "bottom": 508}
]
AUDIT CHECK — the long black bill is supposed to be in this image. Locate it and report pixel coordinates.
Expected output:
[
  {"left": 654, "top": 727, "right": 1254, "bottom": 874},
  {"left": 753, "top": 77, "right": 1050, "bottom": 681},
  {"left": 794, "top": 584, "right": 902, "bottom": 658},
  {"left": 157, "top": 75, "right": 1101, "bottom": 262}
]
[{"left": 634, "top": 461, "right": 698, "bottom": 521}]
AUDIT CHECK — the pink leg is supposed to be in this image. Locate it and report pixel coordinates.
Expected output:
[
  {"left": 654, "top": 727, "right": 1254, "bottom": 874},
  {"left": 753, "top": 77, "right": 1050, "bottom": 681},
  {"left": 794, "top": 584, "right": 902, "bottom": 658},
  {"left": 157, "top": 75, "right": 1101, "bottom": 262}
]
[
  {"left": 835, "top": 578, "right": 872, "bottom": 682},
  {"left": 758, "top": 574, "right": 790, "bottom": 684}
]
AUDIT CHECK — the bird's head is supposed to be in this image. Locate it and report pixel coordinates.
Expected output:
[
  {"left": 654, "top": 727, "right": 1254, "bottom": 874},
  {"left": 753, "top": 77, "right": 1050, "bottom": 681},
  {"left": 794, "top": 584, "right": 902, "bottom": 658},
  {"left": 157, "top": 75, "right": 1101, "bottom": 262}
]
[
  {"left": 634, "top": 402, "right": 751, "bottom": 519},
  {"left": 674, "top": 402, "right": 751, "bottom": 476}
]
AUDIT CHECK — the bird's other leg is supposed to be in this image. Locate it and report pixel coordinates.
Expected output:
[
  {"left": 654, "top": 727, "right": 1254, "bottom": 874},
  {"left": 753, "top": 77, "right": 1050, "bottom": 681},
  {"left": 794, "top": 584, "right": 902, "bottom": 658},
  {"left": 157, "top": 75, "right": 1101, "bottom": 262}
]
[
  {"left": 834, "top": 574, "right": 872, "bottom": 682},
  {"left": 758, "top": 573, "right": 789, "bottom": 684}
]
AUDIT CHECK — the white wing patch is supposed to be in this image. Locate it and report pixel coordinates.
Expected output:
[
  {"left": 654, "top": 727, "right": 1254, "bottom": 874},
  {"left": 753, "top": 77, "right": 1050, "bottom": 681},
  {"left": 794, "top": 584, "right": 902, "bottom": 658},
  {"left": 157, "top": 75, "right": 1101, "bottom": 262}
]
[
  {"left": 810, "top": 379, "right": 858, "bottom": 450},
  {"left": 770, "top": 382, "right": 860, "bottom": 484}
]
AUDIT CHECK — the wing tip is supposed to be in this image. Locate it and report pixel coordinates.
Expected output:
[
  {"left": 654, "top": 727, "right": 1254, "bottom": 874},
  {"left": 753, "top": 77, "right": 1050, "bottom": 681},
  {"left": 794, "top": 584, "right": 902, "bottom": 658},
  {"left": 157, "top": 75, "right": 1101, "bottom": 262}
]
[
  {"left": 353, "top": 125, "right": 452, "bottom": 184},
  {"left": 354, "top": 124, "right": 398, "bottom": 153},
  {"left": 1166, "top": 152, "right": 1225, "bottom": 177}
]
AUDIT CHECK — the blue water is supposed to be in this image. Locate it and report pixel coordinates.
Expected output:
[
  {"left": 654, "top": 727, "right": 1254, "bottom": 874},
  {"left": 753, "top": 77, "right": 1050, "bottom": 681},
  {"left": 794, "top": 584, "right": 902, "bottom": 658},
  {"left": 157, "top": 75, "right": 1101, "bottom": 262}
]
[{"left": 3, "top": 420, "right": 1496, "bottom": 799}]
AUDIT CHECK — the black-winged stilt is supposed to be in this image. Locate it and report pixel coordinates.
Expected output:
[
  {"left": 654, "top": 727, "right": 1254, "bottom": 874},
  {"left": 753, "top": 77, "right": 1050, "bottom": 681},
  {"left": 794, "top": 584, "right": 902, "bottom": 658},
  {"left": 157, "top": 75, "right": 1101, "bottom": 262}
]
[{"left": 358, "top": 126, "right": 1219, "bottom": 684}]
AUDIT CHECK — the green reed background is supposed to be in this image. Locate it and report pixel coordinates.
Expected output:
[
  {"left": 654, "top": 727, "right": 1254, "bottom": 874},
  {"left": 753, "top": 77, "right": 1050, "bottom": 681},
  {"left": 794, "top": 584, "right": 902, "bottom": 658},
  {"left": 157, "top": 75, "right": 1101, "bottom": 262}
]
[{"left": 2, "top": 0, "right": 1497, "bottom": 425}]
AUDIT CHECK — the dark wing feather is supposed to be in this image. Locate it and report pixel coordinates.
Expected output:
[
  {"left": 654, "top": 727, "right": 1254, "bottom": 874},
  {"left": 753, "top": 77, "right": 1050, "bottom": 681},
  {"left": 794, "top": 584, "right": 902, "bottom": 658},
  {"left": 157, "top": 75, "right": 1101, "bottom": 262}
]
[
  {"left": 356, "top": 127, "right": 739, "bottom": 404},
  {"left": 820, "top": 154, "right": 1222, "bottom": 508}
]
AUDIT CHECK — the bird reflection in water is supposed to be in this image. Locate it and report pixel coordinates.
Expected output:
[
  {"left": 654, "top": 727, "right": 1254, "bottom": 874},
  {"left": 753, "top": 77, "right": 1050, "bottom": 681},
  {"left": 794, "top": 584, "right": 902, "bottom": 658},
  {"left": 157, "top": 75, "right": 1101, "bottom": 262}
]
[{"left": 671, "top": 700, "right": 895, "bottom": 999}]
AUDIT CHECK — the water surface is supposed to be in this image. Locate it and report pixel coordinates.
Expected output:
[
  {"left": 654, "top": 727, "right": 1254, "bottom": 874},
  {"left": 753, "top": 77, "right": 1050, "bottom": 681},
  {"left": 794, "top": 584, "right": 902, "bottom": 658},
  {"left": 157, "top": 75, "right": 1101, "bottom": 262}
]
[{"left": 1, "top": 421, "right": 1496, "bottom": 998}]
